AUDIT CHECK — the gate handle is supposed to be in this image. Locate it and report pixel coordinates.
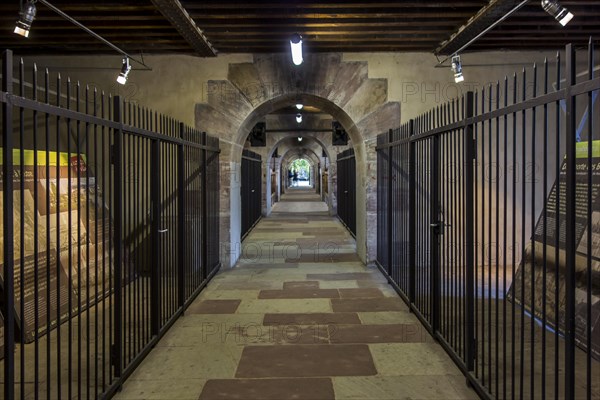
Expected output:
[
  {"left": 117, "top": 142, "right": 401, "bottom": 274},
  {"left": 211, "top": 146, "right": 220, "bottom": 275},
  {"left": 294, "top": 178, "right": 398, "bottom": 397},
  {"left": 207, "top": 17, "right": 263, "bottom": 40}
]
[{"left": 158, "top": 228, "right": 168, "bottom": 233}]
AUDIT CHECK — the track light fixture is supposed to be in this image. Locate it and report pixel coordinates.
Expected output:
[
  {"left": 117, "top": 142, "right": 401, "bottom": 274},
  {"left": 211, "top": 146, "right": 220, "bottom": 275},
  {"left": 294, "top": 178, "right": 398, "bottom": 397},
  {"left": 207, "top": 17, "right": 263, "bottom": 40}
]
[
  {"left": 296, "top": 113, "right": 302, "bottom": 123},
  {"left": 451, "top": 55, "right": 465, "bottom": 83},
  {"left": 296, "top": 104, "right": 303, "bottom": 110},
  {"left": 541, "top": 0, "right": 573, "bottom": 26},
  {"left": 14, "top": 0, "right": 37, "bottom": 38},
  {"left": 116, "top": 57, "right": 132, "bottom": 85},
  {"left": 290, "top": 33, "right": 303, "bottom": 66}
]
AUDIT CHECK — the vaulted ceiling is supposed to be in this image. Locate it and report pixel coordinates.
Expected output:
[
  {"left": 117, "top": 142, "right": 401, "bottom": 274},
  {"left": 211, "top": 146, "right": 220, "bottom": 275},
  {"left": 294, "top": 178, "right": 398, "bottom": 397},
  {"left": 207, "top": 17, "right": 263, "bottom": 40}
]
[{"left": 1, "top": 0, "right": 598, "bottom": 56}]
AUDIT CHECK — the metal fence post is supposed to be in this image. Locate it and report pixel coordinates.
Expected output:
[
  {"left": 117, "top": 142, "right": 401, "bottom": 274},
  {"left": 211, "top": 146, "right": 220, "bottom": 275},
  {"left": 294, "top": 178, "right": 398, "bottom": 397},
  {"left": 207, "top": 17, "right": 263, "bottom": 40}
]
[
  {"left": 431, "top": 132, "right": 440, "bottom": 333},
  {"left": 111, "top": 95, "right": 123, "bottom": 377},
  {"left": 2, "top": 48, "right": 15, "bottom": 400},
  {"left": 178, "top": 123, "right": 185, "bottom": 308},
  {"left": 408, "top": 120, "right": 416, "bottom": 305},
  {"left": 564, "top": 43, "right": 577, "bottom": 400},
  {"left": 387, "top": 129, "right": 393, "bottom": 277},
  {"left": 151, "top": 138, "right": 161, "bottom": 335},
  {"left": 201, "top": 132, "right": 209, "bottom": 279},
  {"left": 464, "top": 91, "right": 476, "bottom": 371}
]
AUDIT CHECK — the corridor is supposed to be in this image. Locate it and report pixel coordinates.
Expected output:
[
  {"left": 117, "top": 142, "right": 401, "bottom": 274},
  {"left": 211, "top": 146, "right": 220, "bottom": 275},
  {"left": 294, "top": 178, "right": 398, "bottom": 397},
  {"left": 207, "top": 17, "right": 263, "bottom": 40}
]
[{"left": 114, "top": 191, "right": 476, "bottom": 400}]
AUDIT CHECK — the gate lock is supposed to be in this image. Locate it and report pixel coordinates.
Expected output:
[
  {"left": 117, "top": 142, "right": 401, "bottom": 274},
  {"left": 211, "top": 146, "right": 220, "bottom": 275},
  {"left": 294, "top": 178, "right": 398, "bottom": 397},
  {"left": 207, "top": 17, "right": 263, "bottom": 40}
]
[{"left": 430, "top": 221, "right": 451, "bottom": 235}]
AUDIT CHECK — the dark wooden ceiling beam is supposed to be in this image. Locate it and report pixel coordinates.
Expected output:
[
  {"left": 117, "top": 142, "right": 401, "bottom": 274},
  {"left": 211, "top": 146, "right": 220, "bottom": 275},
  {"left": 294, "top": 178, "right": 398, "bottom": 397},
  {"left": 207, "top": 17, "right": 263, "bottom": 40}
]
[
  {"left": 181, "top": 2, "right": 486, "bottom": 9},
  {"left": 151, "top": 0, "right": 217, "bottom": 56},
  {"left": 189, "top": 12, "right": 479, "bottom": 19}
]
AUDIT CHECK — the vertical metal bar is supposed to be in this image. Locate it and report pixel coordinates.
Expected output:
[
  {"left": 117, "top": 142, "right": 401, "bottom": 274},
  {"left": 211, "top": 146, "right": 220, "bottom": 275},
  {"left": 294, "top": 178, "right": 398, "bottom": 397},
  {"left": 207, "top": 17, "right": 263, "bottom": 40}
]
[
  {"left": 519, "top": 67, "right": 527, "bottom": 400},
  {"left": 564, "top": 43, "right": 577, "bottom": 400},
  {"left": 151, "top": 139, "right": 161, "bottom": 335},
  {"left": 542, "top": 57, "right": 549, "bottom": 400},
  {"left": 18, "top": 59, "right": 25, "bottom": 400},
  {"left": 554, "top": 52, "right": 561, "bottom": 400},
  {"left": 408, "top": 120, "right": 416, "bottom": 305},
  {"left": 585, "top": 37, "right": 594, "bottom": 400},
  {"left": 2, "top": 48, "right": 15, "bottom": 400},
  {"left": 112, "top": 95, "right": 124, "bottom": 378},
  {"left": 464, "top": 91, "right": 476, "bottom": 371},
  {"left": 530, "top": 63, "right": 538, "bottom": 400},
  {"left": 511, "top": 72, "right": 518, "bottom": 399},
  {"left": 431, "top": 133, "right": 440, "bottom": 333},
  {"left": 502, "top": 75, "right": 509, "bottom": 400},
  {"left": 179, "top": 124, "right": 186, "bottom": 308},
  {"left": 494, "top": 80, "right": 500, "bottom": 398},
  {"left": 202, "top": 133, "right": 209, "bottom": 279},
  {"left": 387, "top": 129, "right": 393, "bottom": 277},
  {"left": 31, "top": 62, "right": 40, "bottom": 400}
]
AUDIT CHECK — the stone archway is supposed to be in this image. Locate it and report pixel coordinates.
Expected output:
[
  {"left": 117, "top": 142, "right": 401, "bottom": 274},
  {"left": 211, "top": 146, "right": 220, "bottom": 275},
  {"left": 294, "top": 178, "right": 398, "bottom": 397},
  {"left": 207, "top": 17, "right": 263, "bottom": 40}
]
[{"left": 195, "top": 53, "right": 400, "bottom": 267}]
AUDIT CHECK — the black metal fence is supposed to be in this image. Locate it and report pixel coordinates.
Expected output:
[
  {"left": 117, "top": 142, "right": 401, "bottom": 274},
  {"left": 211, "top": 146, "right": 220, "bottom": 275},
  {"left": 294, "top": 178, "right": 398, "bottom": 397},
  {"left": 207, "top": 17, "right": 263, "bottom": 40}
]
[
  {"left": 337, "top": 148, "right": 356, "bottom": 236},
  {"left": 377, "top": 42, "right": 599, "bottom": 400},
  {"left": 241, "top": 149, "right": 262, "bottom": 239},
  {"left": 0, "top": 49, "right": 221, "bottom": 399}
]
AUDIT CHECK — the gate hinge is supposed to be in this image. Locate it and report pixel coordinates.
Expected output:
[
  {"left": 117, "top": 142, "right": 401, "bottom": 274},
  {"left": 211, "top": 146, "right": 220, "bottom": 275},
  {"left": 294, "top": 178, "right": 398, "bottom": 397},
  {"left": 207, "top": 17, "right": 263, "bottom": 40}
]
[{"left": 472, "top": 139, "right": 477, "bottom": 160}]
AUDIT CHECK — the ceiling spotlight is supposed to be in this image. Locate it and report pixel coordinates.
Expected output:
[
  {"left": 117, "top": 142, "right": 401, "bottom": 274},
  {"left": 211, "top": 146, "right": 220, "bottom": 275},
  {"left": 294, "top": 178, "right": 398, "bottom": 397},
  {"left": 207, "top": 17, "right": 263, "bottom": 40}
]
[
  {"left": 14, "top": 0, "right": 37, "bottom": 38},
  {"left": 296, "top": 113, "right": 302, "bottom": 123},
  {"left": 290, "top": 33, "right": 303, "bottom": 66},
  {"left": 451, "top": 55, "right": 465, "bottom": 83},
  {"left": 541, "top": 0, "right": 573, "bottom": 26},
  {"left": 298, "top": 136, "right": 303, "bottom": 142},
  {"left": 296, "top": 103, "right": 303, "bottom": 110},
  {"left": 116, "top": 57, "right": 132, "bottom": 85}
]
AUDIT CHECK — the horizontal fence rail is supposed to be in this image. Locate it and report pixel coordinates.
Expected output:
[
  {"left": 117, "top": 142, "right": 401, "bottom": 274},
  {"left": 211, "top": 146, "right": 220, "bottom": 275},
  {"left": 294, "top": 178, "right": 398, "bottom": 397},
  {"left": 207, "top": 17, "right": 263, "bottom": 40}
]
[
  {"left": 0, "top": 49, "right": 221, "bottom": 399},
  {"left": 377, "top": 41, "right": 600, "bottom": 400}
]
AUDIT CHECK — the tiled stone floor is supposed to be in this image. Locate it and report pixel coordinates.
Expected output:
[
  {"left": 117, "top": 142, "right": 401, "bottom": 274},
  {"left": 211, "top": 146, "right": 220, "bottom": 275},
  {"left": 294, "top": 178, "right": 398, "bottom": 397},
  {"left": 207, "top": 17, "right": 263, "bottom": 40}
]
[{"left": 115, "top": 189, "right": 477, "bottom": 400}]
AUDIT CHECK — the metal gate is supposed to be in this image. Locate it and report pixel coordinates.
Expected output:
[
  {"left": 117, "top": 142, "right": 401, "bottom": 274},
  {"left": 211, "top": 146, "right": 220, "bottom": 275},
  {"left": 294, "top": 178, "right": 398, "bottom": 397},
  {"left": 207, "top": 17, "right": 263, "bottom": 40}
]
[
  {"left": 377, "top": 42, "right": 599, "bottom": 400},
  {"left": 337, "top": 148, "right": 356, "bottom": 235},
  {"left": 241, "top": 149, "right": 262, "bottom": 239},
  {"left": 0, "top": 50, "right": 221, "bottom": 399}
]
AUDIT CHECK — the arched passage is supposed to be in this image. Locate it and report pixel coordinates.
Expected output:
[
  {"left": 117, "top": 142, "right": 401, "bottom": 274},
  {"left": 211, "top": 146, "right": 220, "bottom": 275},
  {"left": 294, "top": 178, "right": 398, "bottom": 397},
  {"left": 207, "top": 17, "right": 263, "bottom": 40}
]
[
  {"left": 228, "top": 94, "right": 365, "bottom": 267},
  {"left": 195, "top": 53, "right": 400, "bottom": 267},
  {"left": 266, "top": 134, "right": 336, "bottom": 216}
]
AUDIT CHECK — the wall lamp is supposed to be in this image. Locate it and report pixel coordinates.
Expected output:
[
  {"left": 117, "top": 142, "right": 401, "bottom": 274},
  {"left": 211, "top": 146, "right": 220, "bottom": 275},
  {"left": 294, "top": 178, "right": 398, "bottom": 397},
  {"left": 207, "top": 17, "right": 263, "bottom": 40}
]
[
  {"left": 451, "top": 55, "right": 465, "bottom": 83},
  {"left": 541, "top": 0, "right": 573, "bottom": 26},
  {"left": 298, "top": 136, "right": 303, "bottom": 142},
  {"left": 296, "top": 103, "right": 303, "bottom": 110},
  {"left": 116, "top": 58, "right": 132, "bottom": 85},
  {"left": 296, "top": 113, "right": 303, "bottom": 123},
  {"left": 14, "top": 0, "right": 37, "bottom": 38},
  {"left": 290, "top": 33, "right": 303, "bottom": 66}
]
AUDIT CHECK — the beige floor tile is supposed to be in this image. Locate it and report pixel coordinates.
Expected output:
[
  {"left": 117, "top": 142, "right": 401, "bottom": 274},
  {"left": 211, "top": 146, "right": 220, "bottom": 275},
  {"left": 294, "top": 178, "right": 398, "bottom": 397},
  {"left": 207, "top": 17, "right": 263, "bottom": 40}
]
[
  {"left": 177, "top": 313, "right": 264, "bottom": 328},
  {"left": 199, "top": 289, "right": 260, "bottom": 300},
  {"left": 318, "top": 280, "right": 360, "bottom": 289},
  {"left": 127, "top": 345, "right": 243, "bottom": 381},
  {"left": 358, "top": 311, "right": 421, "bottom": 325},
  {"left": 369, "top": 343, "right": 464, "bottom": 376},
  {"left": 332, "top": 375, "right": 478, "bottom": 399},
  {"left": 114, "top": 379, "right": 206, "bottom": 400}
]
